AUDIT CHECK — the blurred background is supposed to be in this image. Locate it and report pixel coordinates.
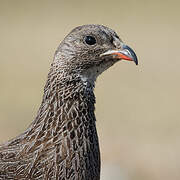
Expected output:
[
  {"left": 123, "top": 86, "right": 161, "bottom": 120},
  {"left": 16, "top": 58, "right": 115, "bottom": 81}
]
[{"left": 0, "top": 0, "right": 180, "bottom": 179}]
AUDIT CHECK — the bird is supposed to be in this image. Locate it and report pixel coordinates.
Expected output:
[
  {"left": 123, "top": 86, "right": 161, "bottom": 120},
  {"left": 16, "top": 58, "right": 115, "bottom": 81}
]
[{"left": 0, "top": 24, "right": 138, "bottom": 180}]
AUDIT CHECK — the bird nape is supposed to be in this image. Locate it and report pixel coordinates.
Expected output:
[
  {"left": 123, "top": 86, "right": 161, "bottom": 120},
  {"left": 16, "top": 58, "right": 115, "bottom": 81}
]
[{"left": 0, "top": 24, "right": 138, "bottom": 180}]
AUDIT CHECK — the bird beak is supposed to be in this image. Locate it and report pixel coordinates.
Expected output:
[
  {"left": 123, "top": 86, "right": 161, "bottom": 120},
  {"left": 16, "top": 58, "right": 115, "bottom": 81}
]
[{"left": 100, "top": 44, "right": 138, "bottom": 65}]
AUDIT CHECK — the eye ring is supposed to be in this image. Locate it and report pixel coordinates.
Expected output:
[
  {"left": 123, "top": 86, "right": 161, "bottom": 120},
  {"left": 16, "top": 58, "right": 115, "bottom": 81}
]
[{"left": 84, "top": 36, "right": 96, "bottom": 45}]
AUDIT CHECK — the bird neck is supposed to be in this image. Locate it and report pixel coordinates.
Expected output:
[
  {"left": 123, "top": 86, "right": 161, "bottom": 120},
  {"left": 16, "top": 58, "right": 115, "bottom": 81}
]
[
  {"left": 25, "top": 66, "right": 98, "bottom": 150},
  {"left": 37, "top": 74, "right": 96, "bottom": 127}
]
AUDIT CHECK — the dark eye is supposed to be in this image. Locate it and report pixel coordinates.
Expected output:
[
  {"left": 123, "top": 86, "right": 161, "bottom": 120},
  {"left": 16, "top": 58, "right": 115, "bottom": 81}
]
[{"left": 84, "top": 36, "right": 96, "bottom": 45}]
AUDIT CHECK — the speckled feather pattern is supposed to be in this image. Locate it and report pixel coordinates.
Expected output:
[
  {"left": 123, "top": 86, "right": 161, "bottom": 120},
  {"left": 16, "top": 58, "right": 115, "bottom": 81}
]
[{"left": 0, "top": 24, "right": 129, "bottom": 180}]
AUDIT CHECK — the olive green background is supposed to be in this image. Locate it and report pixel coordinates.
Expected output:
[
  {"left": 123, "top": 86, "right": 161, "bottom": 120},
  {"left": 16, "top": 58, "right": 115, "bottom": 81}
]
[{"left": 0, "top": 0, "right": 180, "bottom": 179}]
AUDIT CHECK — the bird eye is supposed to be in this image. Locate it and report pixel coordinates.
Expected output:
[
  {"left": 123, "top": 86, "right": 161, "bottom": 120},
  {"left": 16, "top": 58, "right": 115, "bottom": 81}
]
[{"left": 84, "top": 36, "right": 96, "bottom": 45}]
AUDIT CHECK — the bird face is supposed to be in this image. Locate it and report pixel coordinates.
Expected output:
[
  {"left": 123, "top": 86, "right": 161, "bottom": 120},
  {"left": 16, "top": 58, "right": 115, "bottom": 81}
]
[{"left": 55, "top": 25, "right": 138, "bottom": 82}]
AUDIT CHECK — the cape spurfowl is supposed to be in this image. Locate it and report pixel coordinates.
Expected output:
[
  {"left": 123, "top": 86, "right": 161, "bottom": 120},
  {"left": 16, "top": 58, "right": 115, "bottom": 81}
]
[{"left": 0, "top": 24, "right": 138, "bottom": 180}]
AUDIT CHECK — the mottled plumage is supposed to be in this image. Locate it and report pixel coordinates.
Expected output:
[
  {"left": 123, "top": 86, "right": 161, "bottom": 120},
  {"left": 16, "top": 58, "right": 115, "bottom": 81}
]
[{"left": 0, "top": 24, "right": 138, "bottom": 180}]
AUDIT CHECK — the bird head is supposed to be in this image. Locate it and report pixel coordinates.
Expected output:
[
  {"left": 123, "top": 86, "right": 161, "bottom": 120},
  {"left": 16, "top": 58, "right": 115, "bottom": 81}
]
[{"left": 54, "top": 24, "right": 138, "bottom": 83}]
